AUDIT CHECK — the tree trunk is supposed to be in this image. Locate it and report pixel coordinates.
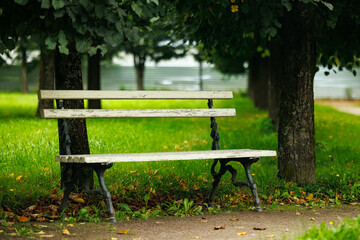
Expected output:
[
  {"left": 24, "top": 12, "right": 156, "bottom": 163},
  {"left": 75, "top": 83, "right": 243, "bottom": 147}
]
[
  {"left": 268, "top": 42, "right": 282, "bottom": 129},
  {"left": 55, "top": 41, "right": 93, "bottom": 190},
  {"left": 36, "top": 51, "right": 55, "bottom": 117},
  {"left": 134, "top": 53, "right": 145, "bottom": 90},
  {"left": 21, "top": 49, "right": 28, "bottom": 94},
  {"left": 88, "top": 51, "right": 101, "bottom": 109},
  {"left": 277, "top": 2, "right": 316, "bottom": 184},
  {"left": 199, "top": 60, "right": 203, "bottom": 91},
  {"left": 247, "top": 55, "right": 269, "bottom": 110}
]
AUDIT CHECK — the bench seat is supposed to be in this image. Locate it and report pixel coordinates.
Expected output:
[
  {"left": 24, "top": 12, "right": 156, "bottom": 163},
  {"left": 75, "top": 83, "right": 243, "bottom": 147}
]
[{"left": 56, "top": 149, "right": 277, "bottom": 164}]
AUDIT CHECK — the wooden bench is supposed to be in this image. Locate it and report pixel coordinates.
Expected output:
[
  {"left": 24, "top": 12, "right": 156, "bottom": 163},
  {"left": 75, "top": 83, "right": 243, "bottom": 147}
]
[{"left": 39, "top": 90, "right": 276, "bottom": 222}]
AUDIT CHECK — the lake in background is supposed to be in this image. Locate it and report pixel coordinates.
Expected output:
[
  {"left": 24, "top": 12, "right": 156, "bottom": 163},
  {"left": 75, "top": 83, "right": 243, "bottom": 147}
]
[{"left": 0, "top": 64, "right": 359, "bottom": 99}]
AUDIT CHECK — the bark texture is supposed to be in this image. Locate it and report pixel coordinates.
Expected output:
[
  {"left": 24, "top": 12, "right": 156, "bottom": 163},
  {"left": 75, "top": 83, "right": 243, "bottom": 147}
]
[
  {"left": 55, "top": 42, "right": 93, "bottom": 190},
  {"left": 248, "top": 55, "right": 269, "bottom": 110},
  {"left": 88, "top": 51, "right": 101, "bottom": 109},
  {"left": 277, "top": 2, "right": 316, "bottom": 184},
  {"left": 21, "top": 49, "right": 28, "bottom": 94},
  {"left": 36, "top": 51, "right": 55, "bottom": 117},
  {"left": 268, "top": 42, "right": 282, "bottom": 129},
  {"left": 134, "top": 53, "right": 145, "bottom": 90}
]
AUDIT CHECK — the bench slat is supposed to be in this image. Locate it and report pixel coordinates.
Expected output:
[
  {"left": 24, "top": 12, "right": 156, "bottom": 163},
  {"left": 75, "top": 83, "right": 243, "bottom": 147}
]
[
  {"left": 41, "top": 108, "right": 236, "bottom": 119},
  {"left": 38, "top": 90, "right": 233, "bottom": 100},
  {"left": 55, "top": 149, "right": 277, "bottom": 163}
]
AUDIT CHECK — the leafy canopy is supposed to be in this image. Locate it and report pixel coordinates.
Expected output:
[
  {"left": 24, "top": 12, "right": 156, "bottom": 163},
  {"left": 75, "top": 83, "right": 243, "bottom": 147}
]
[{"left": 0, "top": 0, "right": 169, "bottom": 55}]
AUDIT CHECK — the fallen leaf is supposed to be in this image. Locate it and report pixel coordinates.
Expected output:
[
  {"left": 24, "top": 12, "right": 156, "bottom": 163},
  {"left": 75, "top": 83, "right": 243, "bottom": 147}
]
[
  {"left": 214, "top": 225, "right": 226, "bottom": 230},
  {"left": 17, "top": 216, "right": 29, "bottom": 223},
  {"left": 230, "top": 218, "right": 239, "bottom": 221},
  {"left": 153, "top": 169, "right": 159, "bottom": 175},
  {"left": 74, "top": 198, "right": 85, "bottom": 204},
  {"left": 0, "top": 230, "right": 3, "bottom": 233},
  {"left": 201, "top": 219, "right": 208, "bottom": 223},
  {"left": 67, "top": 224, "right": 74, "bottom": 227},
  {"left": 40, "top": 235, "right": 55, "bottom": 238},
  {"left": 237, "top": 231, "right": 247, "bottom": 235},
  {"left": 16, "top": 175, "right": 23, "bottom": 181},
  {"left": 118, "top": 230, "right": 129, "bottom": 235},
  {"left": 296, "top": 212, "right": 301, "bottom": 215},
  {"left": 7, "top": 227, "right": 15, "bottom": 231},
  {"left": 62, "top": 229, "right": 71, "bottom": 235},
  {"left": 27, "top": 205, "right": 36, "bottom": 211},
  {"left": 193, "top": 236, "right": 201, "bottom": 239},
  {"left": 10, "top": 233, "right": 17, "bottom": 236},
  {"left": 37, "top": 231, "right": 46, "bottom": 235},
  {"left": 306, "top": 193, "right": 314, "bottom": 200},
  {"left": 253, "top": 227, "right": 267, "bottom": 231},
  {"left": 111, "top": 238, "right": 119, "bottom": 240},
  {"left": 266, "top": 235, "right": 275, "bottom": 238},
  {"left": 310, "top": 218, "right": 315, "bottom": 221}
]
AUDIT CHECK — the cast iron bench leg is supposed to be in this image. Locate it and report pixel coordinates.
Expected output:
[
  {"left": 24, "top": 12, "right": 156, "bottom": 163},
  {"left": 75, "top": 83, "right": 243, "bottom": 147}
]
[
  {"left": 58, "top": 183, "right": 74, "bottom": 214},
  {"left": 208, "top": 159, "right": 229, "bottom": 207},
  {"left": 240, "top": 158, "right": 262, "bottom": 212},
  {"left": 208, "top": 158, "right": 262, "bottom": 212},
  {"left": 92, "top": 164, "right": 117, "bottom": 223}
]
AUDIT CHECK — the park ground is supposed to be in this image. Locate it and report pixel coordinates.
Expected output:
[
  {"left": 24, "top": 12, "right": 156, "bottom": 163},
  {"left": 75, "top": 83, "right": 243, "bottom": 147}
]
[
  {"left": 1, "top": 97, "right": 360, "bottom": 239},
  {"left": 316, "top": 99, "right": 360, "bottom": 116}
]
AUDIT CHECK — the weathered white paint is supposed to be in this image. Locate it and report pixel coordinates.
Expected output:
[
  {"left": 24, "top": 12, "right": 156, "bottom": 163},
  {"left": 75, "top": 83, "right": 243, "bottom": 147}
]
[
  {"left": 55, "top": 149, "right": 277, "bottom": 163},
  {"left": 38, "top": 90, "right": 233, "bottom": 100},
  {"left": 41, "top": 108, "right": 236, "bottom": 119}
]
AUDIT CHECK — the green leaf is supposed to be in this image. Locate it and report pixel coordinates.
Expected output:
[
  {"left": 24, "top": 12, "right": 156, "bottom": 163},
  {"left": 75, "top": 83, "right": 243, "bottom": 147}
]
[
  {"left": 45, "top": 37, "right": 57, "bottom": 50},
  {"left": 95, "top": 4, "right": 105, "bottom": 18},
  {"left": 75, "top": 24, "right": 87, "bottom": 35},
  {"left": 322, "top": 2, "right": 333, "bottom": 11},
  {"left": 79, "top": 0, "right": 92, "bottom": 12},
  {"left": 58, "top": 30, "right": 68, "bottom": 46},
  {"left": 268, "top": 27, "right": 277, "bottom": 37},
  {"left": 53, "top": 9, "right": 65, "bottom": 18},
  {"left": 281, "top": 0, "right": 292, "bottom": 11},
  {"left": 52, "top": 0, "right": 65, "bottom": 10},
  {"left": 41, "top": 0, "right": 51, "bottom": 9},
  {"left": 88, "top": 46, "right": 97, "bottom": 56},
  {"left": 76, "top": 39, "right": 91, "bottom": 53},
  {"left": 66, "top": 8, "right": 76, "bottom": 22},
  {"left": 147, "top": 0, "right": 159, "bottom": 5},
  {"left": 106, "top": 12, "right": 118, "bottom": 23},
  {"left": 59, "top": 45, "right": 69, "bottom": 54},
  {"left": 131, "top": 2, "right": 143, "bottom": 17},
  {"left": 115, "top": 22, "right": 123, "bottom": 32},
  {"left": 15, "top": 0, "right": 29, "bottom": 6}
]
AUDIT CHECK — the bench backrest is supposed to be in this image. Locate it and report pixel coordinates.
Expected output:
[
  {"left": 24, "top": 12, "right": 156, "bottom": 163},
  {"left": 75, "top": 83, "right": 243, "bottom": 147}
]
[{"left": 38, "top": 90, "right": 236, "bottom": 119}]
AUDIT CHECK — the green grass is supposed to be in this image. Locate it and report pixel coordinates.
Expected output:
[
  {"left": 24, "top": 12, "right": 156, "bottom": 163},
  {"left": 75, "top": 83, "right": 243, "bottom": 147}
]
[
  {"left": 294, "top": 214, "right": 360, "bottom": 240},
  {"left": 0, "top": 92, "right": 359, "bottom": 215}
]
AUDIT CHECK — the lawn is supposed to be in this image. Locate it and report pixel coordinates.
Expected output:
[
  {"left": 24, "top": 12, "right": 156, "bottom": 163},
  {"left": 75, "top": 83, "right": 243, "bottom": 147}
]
[{"left": 0, "top": 92, "right": 359, "bottom": 220}]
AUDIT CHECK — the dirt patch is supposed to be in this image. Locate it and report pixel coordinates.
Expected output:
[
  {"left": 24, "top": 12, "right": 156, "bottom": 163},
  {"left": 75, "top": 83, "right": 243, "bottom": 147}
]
[
  {"left": 316, "top": 99, "right": 360, "bottom": 116},
  {"left": 1, "top": 205, "right": 359, "bottom": 240}
]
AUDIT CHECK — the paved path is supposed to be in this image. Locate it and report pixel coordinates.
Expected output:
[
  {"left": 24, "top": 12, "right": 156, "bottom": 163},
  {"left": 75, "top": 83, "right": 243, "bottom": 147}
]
[
  {"left": 112, "top": 205, "right": 360, "bottom": 240},
  {"left": 316, "top": 100, "right": 360, "bottom": 116}
]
